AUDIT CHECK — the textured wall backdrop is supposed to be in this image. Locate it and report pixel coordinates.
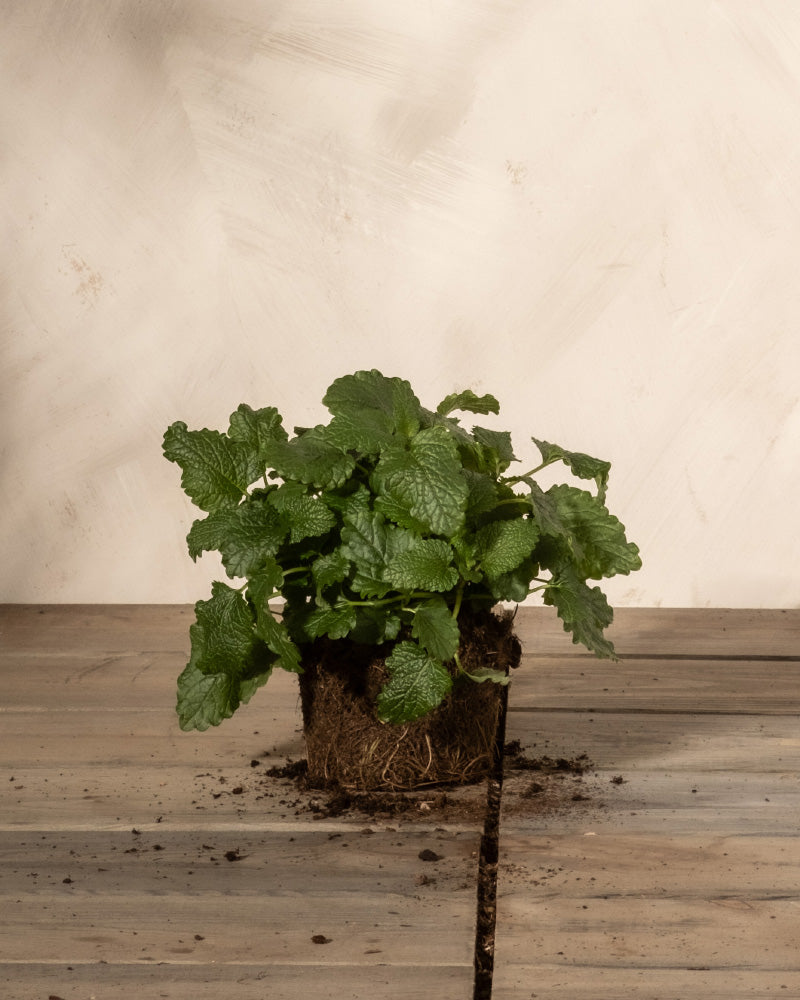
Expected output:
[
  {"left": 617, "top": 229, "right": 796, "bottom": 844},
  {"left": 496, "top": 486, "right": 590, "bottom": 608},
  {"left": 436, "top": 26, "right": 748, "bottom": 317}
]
[{"left": 2, "top": 0, "right": 799, "bottom": 606}]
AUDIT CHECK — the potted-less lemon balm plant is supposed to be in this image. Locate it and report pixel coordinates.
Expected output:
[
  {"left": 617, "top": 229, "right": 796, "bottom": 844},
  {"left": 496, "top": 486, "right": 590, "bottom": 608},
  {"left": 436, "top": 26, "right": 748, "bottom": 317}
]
[{"left": 163, "top": 370, "right": 640, "bottom": 790}]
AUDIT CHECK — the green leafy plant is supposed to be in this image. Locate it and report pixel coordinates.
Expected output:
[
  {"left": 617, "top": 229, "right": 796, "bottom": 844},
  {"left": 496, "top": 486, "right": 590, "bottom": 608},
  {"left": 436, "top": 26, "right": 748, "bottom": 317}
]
[{"left": 163, "top": 369, "right": 640, "bottom": 732}]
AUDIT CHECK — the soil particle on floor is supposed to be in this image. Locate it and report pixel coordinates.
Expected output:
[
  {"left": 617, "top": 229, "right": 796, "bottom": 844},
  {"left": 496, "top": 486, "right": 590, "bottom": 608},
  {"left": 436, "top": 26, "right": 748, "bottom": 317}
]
[{"left": 191, "top": 742, "right": 611, "bottom": 825}]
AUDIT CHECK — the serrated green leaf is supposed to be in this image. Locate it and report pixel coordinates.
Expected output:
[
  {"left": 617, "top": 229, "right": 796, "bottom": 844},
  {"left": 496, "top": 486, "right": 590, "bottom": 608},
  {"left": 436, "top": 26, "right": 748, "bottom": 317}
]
[
  {"left": 227, "top": 404, "right": 288, "bottom": 482},
  {"left": 176, "top": 654, "right": 272, "bottom": 732},
  {"left": 547, "top": 484, "right": 641, "bottom": 579},
  {"left": 475, "top": 517, "right": 540, "bottom": 579},
  {"left": 533, "top": 438, "right": 611, "bottom": 500},
  {"left": 411, "top": 598, "right": 460, "bottom": 661},
  {"left": 304, "top": 601, "right": 358, "bottom": 640},
  {"left": 543, "top": 564, "right": 617, "bottom": 659},
  {"left": 176, "top": 661, "right": 243, "bottom": 731},
  {"left": 163, "top": 422, "right": 251, "bottom": 512},
  {"left": 323, "top": 369, "right": 422, "bottom": 439},
  {"left": 267, "top": 483, "right": 336, "bottom": 543},
  {"left": 471, "top": 426, "right": 517, "bottom": 475},
  {"left": 340, "top": 508, "right": 394, "bottom": 598},
  {"left": 524, "top": 479, "right": 569, "bottom": 537},
  {"left": 436, "top": 389, "right": 500, "bottom": 417},
  {"left": 187, "top": 499, "right": 287, "bottom": 578},
  {"left": 246, "top": 559, "right": 284, "bottom": 613},
  {"left": 325, "top": 409, "right": 395, "bottom": 455},
  {"left": 385, "top": 537, "right": 458, "bottom": 593},
  {"left": 485, "top": 555, "right": 540, "bottom": 603},
  {"left": 323, "top": 484, "right": 371, "bottom": 518},
  {"left": 373, "top": 494, "right": 430, "bottom": 535},
  {"left": 176, "top": 582, "right": 274, "bottom": 730},
  {"left": 254, "top": 611, "right": 302, "bottom": 673},
  {"left": 262, "top": 425, "right": 356, "bottom": 489},
  {"left": 190, "top": 581, "right": 259, "bottom": 676},
  {"left": 311, "top": 550, "right": 351, "bottom": 591},
  {"left": 377, "top": 641, "right": 453, "bottom": 724},
  {"left": 371, "top": 426, "right": 468, "bottom": 537},
  {"left": 463, "top": 470, "right": 499, "bottom": 526}
]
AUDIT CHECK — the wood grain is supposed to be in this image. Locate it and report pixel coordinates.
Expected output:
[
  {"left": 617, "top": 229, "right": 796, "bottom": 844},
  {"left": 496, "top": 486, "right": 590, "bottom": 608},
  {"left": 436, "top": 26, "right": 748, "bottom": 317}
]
[
  {"left": 495, "top": 608, "right": 800, "bottom": 997},
  {"left": 2, "top": 605, "right": 799, "bottom": 997}
]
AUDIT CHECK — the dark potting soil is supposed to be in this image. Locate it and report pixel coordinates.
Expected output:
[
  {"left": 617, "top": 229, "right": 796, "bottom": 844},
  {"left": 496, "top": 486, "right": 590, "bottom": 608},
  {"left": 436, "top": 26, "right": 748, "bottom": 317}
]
[{"left": 297, "top": 608, "right": 522, "bottom": 791}]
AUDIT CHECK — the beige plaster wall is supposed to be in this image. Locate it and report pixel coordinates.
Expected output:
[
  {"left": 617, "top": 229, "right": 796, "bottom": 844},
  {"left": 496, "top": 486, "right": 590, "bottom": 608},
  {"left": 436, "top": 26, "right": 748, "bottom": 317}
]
[{"left": 2, "top": 0, "right": 799, "bottom": 606}]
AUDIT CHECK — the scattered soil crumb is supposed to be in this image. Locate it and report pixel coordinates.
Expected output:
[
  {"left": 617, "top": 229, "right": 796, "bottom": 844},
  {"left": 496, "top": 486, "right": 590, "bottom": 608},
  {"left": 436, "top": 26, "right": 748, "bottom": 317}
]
[{"left": 193, "top": 744, "right": 615, "bottom": 824}]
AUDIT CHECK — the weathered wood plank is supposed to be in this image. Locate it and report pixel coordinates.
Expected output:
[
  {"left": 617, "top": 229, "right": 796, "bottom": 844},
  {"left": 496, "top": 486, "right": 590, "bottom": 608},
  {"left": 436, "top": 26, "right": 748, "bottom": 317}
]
[
  {"left": 496, "top": 625, "right": 800, "bottom": 998},
  {"left": 6, "top": 704, "right": 799, "bottom": 770},
  {"left": 496, "top": 832, "right": 800, "bottom": 898},
  {"left": 493, "top": 831, "right": 800, "bottom": 994},
  {"left": 1, "top": 963, "right": 474, "bottom": 1000},
  {"left": 6, "top": 649, "right": 799, "bottom": 715},
  {"left": 511, "top": 656, "right": 800, "bottom": 714},
  {"left": 513, "top": 606, "right": 800, "bottom": 657},
  {"left": 492, "top": 967, "right": 800, "bottom": 998},
  {"left": 0, "top": 828, "right": 479, "bottom": 994},
  {"left": 0, "top": 828, "right": 478, "bottom": 963},
  {"left": 501, "top": 707, "right": 800, "bottom": 836},
  {"left": 0, "top": 604, "right": 194, "bottom": 653}
]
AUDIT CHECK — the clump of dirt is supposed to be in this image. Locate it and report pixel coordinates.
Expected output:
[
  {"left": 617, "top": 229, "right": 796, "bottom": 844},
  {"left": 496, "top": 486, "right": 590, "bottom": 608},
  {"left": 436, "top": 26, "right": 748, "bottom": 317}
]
[{"left": 501, "top": 741, "right": 600, "bottom": 818}]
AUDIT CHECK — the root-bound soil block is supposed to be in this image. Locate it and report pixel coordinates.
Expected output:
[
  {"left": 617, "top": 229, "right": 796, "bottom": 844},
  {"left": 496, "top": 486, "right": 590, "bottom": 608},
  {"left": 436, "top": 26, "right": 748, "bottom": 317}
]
[{"left": 298, "top": 609, "right": 521, "bottom": 791}]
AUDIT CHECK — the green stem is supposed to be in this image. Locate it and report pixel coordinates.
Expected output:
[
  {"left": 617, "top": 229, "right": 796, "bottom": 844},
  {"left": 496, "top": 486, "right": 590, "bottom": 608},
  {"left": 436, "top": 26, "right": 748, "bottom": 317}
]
[
  {"left": 501, "top": 460, "right": 552, "bottom": 485},
  {"left": 341, "top": 592, "right": 427, "bottom": 609},
  {"left": 451, "top": 580, "right": 466, "bottom": 620},
  {"left": 495, "top": 496, "right": 531, "bottom": 509}
]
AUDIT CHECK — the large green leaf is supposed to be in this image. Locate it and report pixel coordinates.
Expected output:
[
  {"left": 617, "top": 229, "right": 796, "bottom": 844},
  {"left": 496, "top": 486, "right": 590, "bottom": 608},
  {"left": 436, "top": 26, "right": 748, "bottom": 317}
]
[
  {"left": 163, "top": 422, "right": 251, "bottom": 512},
  {"left": 543, "top": 564, "right": 617, "bottom": 659},
  {"left": 227, "top": 404, "right": 288, "bottom": 482},
  {"left": 186, "top": 499, "right": 287, "bottom": 578},
  {"left": 177, "top": 582, "right": 274, "bottom": 730},
  {"left": 385, "top": 537, "right": 458, "bottom": 593},
  {"left": 262, "top": 425, "right": 356, "bottom": 489},
  {"left": 340, "top": 508, "right": 395, "bottom": 598},
  {"left": 267, "top": 482, "right": 336, "bottom": 543},
  {"left": 532, "top": 438, "right": 611, "bottom": 500},
  {"left": 371, "top": 426, "right": 468, "bottom": 537},
  {"left": 325, "top": 409, "right": 395, "bottom": 455},
  {"left": 323, "top": 369, "right": 422, "bottom": 439},
  {"left": 547, "top": 484, "right": 641, "bottom": 579},
  {"left": 411, "top": 597, "right": 460, "bottom": 661},
  {"left": 377, "top": 641, "right": 453, "bottom": 724},
  {"left": 189, "top": 582, "right": 260, "bottom": 676},
  {"left": 474, "top": 517, "right": 540, "bottom": 579},
  {"left": 176, "top": 657, "right": 271, "bottom": 732},
  {"left": 524, "top": 479, "right": 569, "bottom": 537}
]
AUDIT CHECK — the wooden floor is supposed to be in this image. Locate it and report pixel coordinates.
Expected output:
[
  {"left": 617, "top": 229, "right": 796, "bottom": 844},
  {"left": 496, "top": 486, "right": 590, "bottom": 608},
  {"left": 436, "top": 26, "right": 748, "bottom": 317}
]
[{"left": 1, "top": 606, "right": 799, "bottom": 999}]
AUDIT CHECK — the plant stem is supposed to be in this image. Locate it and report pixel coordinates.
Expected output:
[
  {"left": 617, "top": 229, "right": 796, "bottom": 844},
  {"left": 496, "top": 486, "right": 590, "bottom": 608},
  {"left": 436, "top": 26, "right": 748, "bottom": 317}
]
[
  {"left": 451, "top": 580, "right": 465, "bottom": 620},
  {"left": 501, "top": 461, "right": 552, "bottom": 485}
]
